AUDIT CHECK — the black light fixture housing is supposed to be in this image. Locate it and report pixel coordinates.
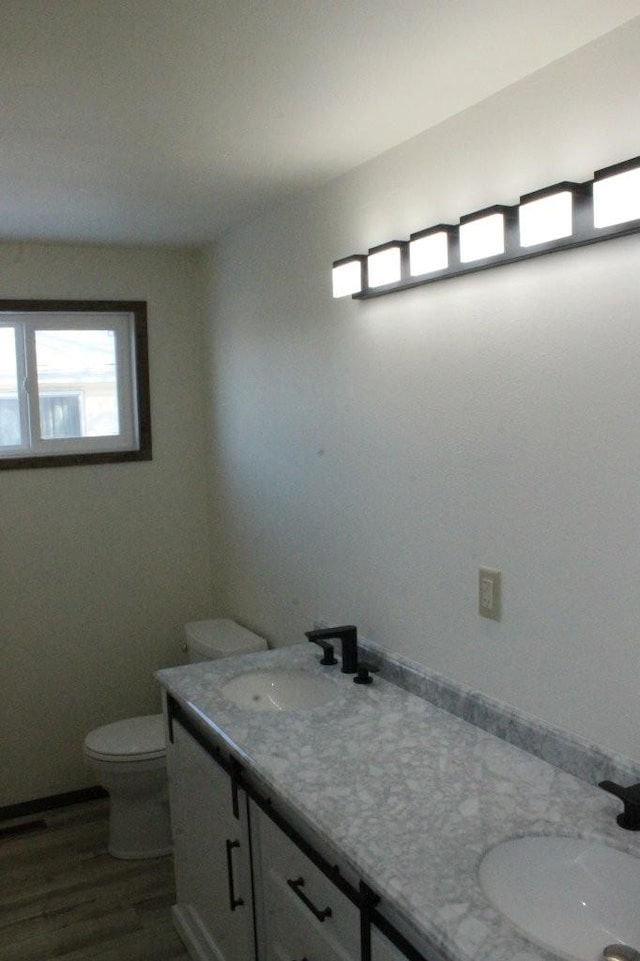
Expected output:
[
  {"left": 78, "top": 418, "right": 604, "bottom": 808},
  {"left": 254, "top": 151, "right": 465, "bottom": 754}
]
[{"left": 331, "top": 156, "right": 640, "bottom": 300}]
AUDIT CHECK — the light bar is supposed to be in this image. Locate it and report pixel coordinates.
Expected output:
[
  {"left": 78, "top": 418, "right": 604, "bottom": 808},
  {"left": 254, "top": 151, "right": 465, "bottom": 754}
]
[{"left": 332, "top": 156, "right": 640, "bottom": 299}]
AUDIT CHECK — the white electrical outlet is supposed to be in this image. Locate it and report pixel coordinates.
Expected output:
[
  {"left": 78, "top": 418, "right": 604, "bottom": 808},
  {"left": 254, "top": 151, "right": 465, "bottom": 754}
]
[{"left": 479, "top": 568, "right": 501, "bottom": 621}]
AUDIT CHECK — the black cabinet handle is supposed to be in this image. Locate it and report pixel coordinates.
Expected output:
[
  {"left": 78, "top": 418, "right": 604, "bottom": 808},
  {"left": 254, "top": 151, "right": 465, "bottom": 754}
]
[
  {"left": 287, "top": 876, "right": 332, "bottom": 922},
  {"left": 225, "top": 839, "right": 244, "bottom": 910}
]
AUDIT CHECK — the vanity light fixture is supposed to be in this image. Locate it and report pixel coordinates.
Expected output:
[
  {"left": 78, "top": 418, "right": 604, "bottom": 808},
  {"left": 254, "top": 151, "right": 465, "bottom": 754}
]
[{"left": 333, "top": 155, "right": 640, "bottom": 299}]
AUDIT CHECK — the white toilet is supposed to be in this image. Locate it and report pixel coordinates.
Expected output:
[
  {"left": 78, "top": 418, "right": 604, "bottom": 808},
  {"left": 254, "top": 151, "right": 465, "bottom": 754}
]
[{"left": 83, "top": 618, "right": 267, "bottom": 859}]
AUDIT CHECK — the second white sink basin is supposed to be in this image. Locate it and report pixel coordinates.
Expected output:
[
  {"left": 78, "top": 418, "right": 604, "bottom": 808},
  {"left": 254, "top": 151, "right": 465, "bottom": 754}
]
[
  {"left": 479, "top": 836, "right": 640, "bottom": 961},
  {"left": 221, "top": 669, "right": 339, "bottom": 712}
]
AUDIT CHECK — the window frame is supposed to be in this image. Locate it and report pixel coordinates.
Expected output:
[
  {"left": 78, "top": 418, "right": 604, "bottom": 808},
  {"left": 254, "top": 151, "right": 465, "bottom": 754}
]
[{"left": 0, "top": 299, "right": 152, "bottom": 470}]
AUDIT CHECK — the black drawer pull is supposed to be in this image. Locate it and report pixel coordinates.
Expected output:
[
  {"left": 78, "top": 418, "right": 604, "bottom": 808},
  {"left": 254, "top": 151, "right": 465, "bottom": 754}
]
[
  {"left": 225, "top": 839, "right": 244, "bottom": 911},
  {"left": 287, "top": 876, "right": 332, "bottom": 922}
]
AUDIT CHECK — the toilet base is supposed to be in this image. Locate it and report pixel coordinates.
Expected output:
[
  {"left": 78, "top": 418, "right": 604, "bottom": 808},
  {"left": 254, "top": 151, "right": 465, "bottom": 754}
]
[
  {"left": 85, "top": 752, "right": 173, "bottom": 860},
  {"left": 107, "top": 787, "right": 173, "bottom": 859}
]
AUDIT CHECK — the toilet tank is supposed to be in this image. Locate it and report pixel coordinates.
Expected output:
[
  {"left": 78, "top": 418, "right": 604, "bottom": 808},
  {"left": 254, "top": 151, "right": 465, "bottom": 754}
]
[{"left": 184, "top": 618, "right": 267, "bottom": 663}]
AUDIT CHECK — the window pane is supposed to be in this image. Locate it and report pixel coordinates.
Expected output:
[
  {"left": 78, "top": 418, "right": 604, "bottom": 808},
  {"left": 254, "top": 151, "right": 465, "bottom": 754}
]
[
  {"left": 40, "top": 394, "right": 82, "bottom": 438},
  {"left": 35, "top": 329, "right": 120, "bottom": 438},
  {"left": 0, "top": 327, "right": 21, "bottom": 446}
]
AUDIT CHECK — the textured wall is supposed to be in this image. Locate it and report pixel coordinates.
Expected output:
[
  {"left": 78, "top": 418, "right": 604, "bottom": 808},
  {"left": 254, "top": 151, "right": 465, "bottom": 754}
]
[
  {"left": 0, "top": 243, "right": 213, "bottom": 806},
  {"left": 203, "top": 19, "right": 640, "bottom": 764}
]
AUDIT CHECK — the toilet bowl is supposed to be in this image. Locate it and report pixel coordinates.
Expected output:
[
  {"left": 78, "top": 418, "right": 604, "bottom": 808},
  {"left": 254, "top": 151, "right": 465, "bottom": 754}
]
[
  {"left": 83, "top": 619, "right": 267, "bottom": 859},
  {"left": 84, "top": 714, "right": 170, "bottom": 859}
]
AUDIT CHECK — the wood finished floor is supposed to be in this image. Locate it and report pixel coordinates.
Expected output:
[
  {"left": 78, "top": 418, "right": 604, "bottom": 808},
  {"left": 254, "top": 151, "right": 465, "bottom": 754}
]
[{"left": 0, "top": 798, "right": 190, "bottom": 960}]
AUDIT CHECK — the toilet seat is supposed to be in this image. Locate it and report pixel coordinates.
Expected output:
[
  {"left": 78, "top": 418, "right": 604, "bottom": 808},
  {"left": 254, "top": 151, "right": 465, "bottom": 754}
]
[{"left": 84, "top": 714, "right": 166, "bottom": 763}]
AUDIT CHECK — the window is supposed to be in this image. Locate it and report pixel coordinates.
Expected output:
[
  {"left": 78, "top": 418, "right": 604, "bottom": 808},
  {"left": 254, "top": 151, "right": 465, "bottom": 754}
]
[{"left": 0, "top": 300, "right": 151, "bottom": 469}]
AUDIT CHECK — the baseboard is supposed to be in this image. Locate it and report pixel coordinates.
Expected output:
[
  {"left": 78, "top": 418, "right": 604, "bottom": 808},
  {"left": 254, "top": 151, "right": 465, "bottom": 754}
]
[
  {"left": 0, "top": 785, "right": 108, "bottom": 822},
  {"left": 0, "top": 818, "right": 47, "bottom": 839}
]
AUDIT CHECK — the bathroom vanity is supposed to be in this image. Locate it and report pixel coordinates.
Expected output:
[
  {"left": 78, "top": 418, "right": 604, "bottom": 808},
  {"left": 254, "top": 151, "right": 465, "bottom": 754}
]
[
  {"left": 165, "top": 690, "right": 408, "bottom": 961},
  {"left": 158, "top": 643, "right": 640, "bottom": 961}
]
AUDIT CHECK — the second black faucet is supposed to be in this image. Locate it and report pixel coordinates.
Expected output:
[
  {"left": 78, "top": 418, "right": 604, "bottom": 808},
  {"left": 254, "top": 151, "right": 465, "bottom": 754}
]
[{"left": 305, "top": 625, "right": 359, "bottom": 674}]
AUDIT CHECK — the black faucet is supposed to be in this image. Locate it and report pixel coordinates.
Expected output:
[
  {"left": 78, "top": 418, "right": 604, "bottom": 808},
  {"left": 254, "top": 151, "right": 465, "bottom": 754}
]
[
  {"left": 598, "top": 780, "right": 640, "bottom": 830},
  {"left": 305, "top": 625, "right": 359, "bottom": 674}
]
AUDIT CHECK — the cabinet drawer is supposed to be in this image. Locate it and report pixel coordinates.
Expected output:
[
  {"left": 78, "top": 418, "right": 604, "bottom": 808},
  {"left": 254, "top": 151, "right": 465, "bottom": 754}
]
[
  {"left": 267, "top": 874, "right": 354, "bottom": 961},
  {"left": 256, "top": 807, "right": 360, "bottom": 960}
]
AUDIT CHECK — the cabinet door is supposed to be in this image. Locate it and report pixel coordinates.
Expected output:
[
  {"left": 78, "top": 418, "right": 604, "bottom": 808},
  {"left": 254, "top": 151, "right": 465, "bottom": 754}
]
[
  {"left": 167, "top": 721, "right": 254, "bottom": 961},
  {"left": 253, "top": 805, "right": 359, "bottom": 961}
]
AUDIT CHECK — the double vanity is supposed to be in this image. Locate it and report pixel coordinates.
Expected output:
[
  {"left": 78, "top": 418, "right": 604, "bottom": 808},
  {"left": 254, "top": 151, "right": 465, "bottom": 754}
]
[{"left": 157, "top": 640, "right": 640, "bottom": 961}]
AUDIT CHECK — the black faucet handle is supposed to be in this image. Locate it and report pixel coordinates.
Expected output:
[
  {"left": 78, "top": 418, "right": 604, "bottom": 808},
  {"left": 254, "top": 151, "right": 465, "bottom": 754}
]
[
  {"left": 598, "top": 780, "right": 640, "bottom": 830},
  {"left": 305, "top": 625, "right": 358, "bottom": 673},
  {"left": 305, "top": 634, "right": 338, "bottom": 665},
  {"left": 353, "top": 662, "right": 379, "bottom": 685}
]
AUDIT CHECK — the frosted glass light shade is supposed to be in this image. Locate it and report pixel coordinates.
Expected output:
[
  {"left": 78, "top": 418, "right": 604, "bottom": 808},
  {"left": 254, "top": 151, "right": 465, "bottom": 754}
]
[
  {"left": 332, "top": 257, "right": 365, "bottom": 298},
  {"left": 368, "top": 244, "right": 403, "bottom": 288},
  {"left": 593, "top": 165, "right": 640, "bottom": 228},
  {"left": 459, "top": 212, "right": 505, "bottom": 263},
  {"left": 409, "top": 230, "right": 449, "bottom": 275},
  {"left": 519, "top": 190, "right": 573, "bottom": 247}
]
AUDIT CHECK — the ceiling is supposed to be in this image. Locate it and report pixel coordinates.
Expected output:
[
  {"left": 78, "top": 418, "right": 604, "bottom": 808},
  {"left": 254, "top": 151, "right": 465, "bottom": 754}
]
[{"left": 2, "top": 0, "right": 640, "bottom": 247}]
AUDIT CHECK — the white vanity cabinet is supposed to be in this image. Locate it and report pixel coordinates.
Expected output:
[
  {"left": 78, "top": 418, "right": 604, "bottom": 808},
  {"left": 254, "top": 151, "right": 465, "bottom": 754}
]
[{"left": 167, "top": 719, "right": 255, "bottom": 961}]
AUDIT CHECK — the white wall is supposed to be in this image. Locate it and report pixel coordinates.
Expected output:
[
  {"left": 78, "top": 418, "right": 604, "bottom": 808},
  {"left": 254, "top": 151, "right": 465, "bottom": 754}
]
[
  {"left": 204, "top": 18, "right": 640, "bottom": 765},
  {"left": 0, "top": 243, "right": 213, "bottom": 807}
]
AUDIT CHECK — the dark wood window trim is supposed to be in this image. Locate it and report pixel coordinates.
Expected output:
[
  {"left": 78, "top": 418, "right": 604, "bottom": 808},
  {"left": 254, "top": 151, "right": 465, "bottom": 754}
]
[{"left": 0, "top": 299, "right": 152, "bottom": 470}]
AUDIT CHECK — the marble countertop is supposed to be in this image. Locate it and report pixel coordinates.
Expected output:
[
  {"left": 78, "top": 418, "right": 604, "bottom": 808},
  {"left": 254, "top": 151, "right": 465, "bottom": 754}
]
[{"left": 157, "top": 644, "right": 640, "bottom": 961}]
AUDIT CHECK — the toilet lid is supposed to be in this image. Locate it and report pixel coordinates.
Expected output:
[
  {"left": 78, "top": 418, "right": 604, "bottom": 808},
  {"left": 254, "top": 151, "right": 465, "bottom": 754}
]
[{"left": 84, "top": 714, "right": 166, "bottom": 761}]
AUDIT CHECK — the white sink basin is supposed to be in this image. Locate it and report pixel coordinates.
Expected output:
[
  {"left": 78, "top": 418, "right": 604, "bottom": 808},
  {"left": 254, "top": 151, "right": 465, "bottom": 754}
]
[
  {"left": 479, "top": 836, "right": 640, "bottom": 961},
  {"left": 221, "top": 669, "right": 339, "bottom": 712}
]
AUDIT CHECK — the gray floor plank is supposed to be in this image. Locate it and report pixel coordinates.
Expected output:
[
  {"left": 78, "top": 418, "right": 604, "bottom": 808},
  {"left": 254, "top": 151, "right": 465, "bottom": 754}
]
[{"left": 0, "top": 799, "right": 190, "bottom": 961}]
